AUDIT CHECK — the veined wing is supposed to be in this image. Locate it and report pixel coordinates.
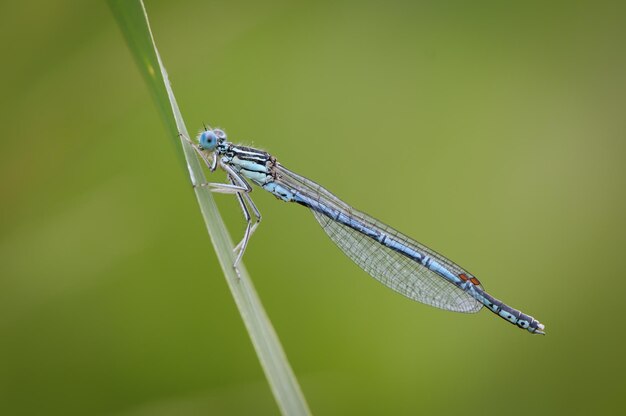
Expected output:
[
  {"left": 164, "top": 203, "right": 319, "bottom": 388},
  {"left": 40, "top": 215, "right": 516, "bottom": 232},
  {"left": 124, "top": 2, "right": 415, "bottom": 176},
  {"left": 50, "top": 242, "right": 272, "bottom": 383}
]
[{"left": 275, "top": 164, "right": 483, "bottom": 313}]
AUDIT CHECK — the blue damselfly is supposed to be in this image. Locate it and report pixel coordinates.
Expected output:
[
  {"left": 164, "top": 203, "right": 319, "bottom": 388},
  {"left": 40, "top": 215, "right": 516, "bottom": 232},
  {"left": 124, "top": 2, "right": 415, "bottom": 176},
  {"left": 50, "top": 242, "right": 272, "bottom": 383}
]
[{"left": 181, "top": 127, "right": 545, "bottom": 335}]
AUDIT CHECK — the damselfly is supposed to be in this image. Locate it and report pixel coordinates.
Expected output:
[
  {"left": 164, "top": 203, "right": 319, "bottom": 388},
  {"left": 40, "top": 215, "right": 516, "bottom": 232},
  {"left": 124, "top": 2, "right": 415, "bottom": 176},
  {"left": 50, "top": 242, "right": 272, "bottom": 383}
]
[{"left": 181, "top": 127, "right": 545, "bottom": 335}]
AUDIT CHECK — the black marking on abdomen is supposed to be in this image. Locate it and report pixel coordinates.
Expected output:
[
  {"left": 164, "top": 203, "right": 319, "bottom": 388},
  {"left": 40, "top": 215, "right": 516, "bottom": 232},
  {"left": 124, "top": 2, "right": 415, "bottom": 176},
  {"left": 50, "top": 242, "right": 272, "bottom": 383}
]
[{"left": 294, "top": 191, "right": 544, "bottom": 334}]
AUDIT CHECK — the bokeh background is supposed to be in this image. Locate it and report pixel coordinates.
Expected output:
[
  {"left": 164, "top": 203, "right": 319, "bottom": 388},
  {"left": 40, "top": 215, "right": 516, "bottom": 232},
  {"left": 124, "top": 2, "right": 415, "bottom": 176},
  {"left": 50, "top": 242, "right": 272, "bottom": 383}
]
[{"left": 2, "top": 0, "right": 625, "bottom": 415}]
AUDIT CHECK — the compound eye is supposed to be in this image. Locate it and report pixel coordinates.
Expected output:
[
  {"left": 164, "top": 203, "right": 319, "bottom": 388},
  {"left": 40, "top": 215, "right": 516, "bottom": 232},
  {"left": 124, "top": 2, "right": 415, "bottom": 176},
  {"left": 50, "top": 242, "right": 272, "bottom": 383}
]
[
  {"left": 214, "top": 129, "right": 227, "bottom": 139},
  {"left": 199, "top": 131, "right": 218, "bottom": 150}
]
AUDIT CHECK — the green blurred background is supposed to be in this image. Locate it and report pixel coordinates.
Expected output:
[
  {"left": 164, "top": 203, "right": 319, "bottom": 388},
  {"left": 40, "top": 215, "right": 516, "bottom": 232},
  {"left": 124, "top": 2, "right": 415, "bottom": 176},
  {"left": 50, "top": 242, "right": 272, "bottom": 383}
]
[{"left": 2, "top": 0, "right": 625, "bottom": 415}]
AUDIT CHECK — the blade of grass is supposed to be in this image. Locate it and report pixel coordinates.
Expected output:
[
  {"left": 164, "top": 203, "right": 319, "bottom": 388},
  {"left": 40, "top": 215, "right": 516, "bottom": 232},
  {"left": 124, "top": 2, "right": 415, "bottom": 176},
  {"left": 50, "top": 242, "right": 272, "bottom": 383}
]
[{"left": 107, "top": 1, "right": 311, "bottom": 414}]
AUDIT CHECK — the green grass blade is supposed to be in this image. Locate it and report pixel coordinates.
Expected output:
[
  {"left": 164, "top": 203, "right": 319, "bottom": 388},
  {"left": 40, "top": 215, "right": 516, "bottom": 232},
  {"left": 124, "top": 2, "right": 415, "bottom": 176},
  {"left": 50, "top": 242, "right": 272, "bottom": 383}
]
[{"left": 107, "top": 1, "right": 311, "bottom": 414}]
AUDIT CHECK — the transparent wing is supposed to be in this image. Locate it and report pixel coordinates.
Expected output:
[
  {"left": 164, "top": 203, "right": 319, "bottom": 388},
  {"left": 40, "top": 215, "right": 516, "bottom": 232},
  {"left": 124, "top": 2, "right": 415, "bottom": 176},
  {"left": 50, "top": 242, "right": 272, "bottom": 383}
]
[{"left": 276, "top": 164, "right": 483, "bottom": 313}]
